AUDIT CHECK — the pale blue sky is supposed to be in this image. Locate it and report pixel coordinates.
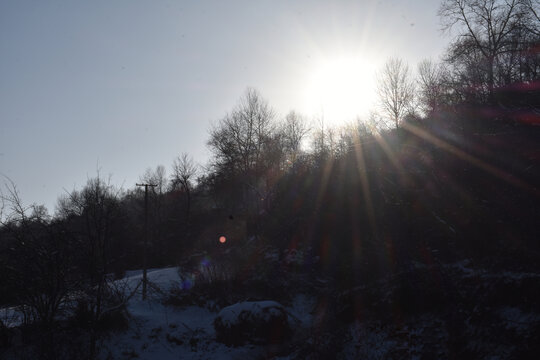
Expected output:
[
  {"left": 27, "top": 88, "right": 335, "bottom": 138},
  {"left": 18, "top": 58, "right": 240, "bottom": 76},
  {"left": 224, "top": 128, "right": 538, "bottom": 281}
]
[{"left": 1, "top": 0, "right": 448, "bottom": 213}]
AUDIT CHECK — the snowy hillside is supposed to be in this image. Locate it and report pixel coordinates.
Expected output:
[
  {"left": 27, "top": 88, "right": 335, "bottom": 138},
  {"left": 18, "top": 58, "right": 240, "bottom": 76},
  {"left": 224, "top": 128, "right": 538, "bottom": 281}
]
[
  {"left": 96, "top": 267, "right": 315, "bottom": 360},
  {"left": 3, "top": 257, "right": 540, "bottom": 359}
]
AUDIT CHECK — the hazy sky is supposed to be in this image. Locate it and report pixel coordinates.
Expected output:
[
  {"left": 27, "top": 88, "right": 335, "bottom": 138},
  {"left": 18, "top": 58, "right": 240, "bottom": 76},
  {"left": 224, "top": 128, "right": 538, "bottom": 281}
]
[{"left": 1, "top": 0, "right": 448, "bottom": 214}]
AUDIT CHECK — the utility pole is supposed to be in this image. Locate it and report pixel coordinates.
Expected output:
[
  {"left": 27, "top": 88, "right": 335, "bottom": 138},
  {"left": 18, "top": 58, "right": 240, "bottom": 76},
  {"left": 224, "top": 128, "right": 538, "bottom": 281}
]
[{"left": 136, "top": 183, "right": 157, "bottom": 300}]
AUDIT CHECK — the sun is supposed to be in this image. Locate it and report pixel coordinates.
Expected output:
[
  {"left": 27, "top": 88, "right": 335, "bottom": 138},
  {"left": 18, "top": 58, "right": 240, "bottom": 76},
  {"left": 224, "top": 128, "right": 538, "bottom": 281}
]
[{"left": 304, "top": 56, "right": 377, "bottom": 126}]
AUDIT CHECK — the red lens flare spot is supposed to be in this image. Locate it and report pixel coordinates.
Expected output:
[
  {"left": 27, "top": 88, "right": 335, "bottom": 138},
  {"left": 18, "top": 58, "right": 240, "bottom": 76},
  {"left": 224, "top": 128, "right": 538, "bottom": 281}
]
[{"left": 219, "top": 236, "right": 226, "bottom": 244}]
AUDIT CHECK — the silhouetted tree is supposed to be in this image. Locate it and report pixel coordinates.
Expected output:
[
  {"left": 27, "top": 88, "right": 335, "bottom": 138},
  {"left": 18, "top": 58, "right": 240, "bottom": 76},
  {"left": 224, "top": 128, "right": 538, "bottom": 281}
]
[
  {"left": 417, "top": 59, "right": 447, "bottom": 116},
  {"left": 377, "top": 57, "right": 416, "bottom": 128},
  {"left": 1, "top": 179, "right": 80, "bottom": 359},
  {"left": 281, "top": 110, "right": 310, "bottom": 165},
  {"left": 140, "top": 165, "right": 167, "bottom": 195},
  {"left": 439, "top": 0, "right": 539, "bottom": 103},
  {"left": 311, "top": 115, "right": 342, "bottom": 160},
  {"left": 58, "top": 174, "right": 124, "bottom": 359},
  {"left": 171, "top": 153, "right": 198, "bottom": 221},
  {"left": 207, "top": 88, "right": 277, "bottom": 213}
]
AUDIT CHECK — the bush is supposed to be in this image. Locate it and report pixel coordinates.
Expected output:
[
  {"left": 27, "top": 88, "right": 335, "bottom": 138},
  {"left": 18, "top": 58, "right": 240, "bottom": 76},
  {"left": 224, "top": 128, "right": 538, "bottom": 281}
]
[{"left": 169, "top": 243, "right": 300, "bottom": 309}]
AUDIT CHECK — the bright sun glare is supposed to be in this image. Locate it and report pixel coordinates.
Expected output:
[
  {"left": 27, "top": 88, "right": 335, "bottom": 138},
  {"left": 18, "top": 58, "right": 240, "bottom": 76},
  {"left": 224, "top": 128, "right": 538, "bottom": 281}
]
[{"left": 304, "top": 56, "right": 377, "bottom": 126}]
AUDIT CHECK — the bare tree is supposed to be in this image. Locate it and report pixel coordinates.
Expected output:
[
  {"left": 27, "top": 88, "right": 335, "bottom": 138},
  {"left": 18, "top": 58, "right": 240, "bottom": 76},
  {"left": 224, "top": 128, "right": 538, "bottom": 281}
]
[
  {"left": 337, "top": 117, "right": 373, "bottom": 149},
  {"left": 207, "top": 88, "right": 277, "bottom": 212},
  {"left": 310, "top": 114, "right": 330, "bottom": 159},
  {"left": 140, "top": 165, "right": 167, "bottom": 195},
  {"left": 439, "top": 0, "right": 538, "bottom": 102},
  {"left": 208, "top": 88, "right": 275, "bottom": 175},
  {"left": 58, "top": 174, "right": 123, "bottom": 359},
  {"left": 171, "top": 153, "right": 198, "bottom": 220},
  {"left": 377, "top": 57, "right": 416, "bottom": 128},
  {"left": 524, "top": 0, "right": 540, "bottom": 35},
  {"left": 281, "top": 110, "right": 310, "bottom": 164},
  {"left": 417, "top": 59, "right": 447, "bottom": 116},
  {"left": 1, "top": 178, "right": 79, "bottom": 358}
]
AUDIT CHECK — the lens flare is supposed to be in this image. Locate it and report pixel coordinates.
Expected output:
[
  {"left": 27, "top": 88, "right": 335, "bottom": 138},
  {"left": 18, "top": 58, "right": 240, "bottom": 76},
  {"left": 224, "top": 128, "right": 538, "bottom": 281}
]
[
  {"left": 181, "top": 274, "right": 195, "bottom": 290},
  {"left": 219, "top": 236, "right": 226, "bottom": 244},
  {"left": 200, "top": 256, "right": 210, "bottom": 267}
]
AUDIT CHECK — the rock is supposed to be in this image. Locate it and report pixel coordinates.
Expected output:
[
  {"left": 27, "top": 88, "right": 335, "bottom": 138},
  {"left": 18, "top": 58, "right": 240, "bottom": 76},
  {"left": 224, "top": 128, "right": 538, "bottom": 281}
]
[{"left": 214, "top": 301, "right": 291, "bottom": 346}]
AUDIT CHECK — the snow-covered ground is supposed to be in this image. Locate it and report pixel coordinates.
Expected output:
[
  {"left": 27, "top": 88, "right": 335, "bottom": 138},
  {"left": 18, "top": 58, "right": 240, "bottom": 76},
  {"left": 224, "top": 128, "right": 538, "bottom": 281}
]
[
  {"left": 4, "top": 263, "right": 540, "bottom": 359},
  {"left": 98, "top": 267, "right": 315, "bottom": 360},
  {"left": 0, "top": 266, "right": 316, "bottom": 359}
]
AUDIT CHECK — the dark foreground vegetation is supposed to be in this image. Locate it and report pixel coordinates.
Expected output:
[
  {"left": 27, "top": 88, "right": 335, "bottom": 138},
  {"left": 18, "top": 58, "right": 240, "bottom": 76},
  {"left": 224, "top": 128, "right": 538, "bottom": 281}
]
[
  {"left": 1, "top": 0, "right": 539, "bottom": 358},
  {"left": 2, "top": 104, "right": 539, "bottom": 359}
]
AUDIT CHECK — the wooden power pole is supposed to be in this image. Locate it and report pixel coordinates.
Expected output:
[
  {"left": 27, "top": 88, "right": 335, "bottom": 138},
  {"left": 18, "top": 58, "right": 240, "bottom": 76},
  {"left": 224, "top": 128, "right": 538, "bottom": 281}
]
[{"left": 136, "top": 183, "right": 157, "bottom": 300}]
